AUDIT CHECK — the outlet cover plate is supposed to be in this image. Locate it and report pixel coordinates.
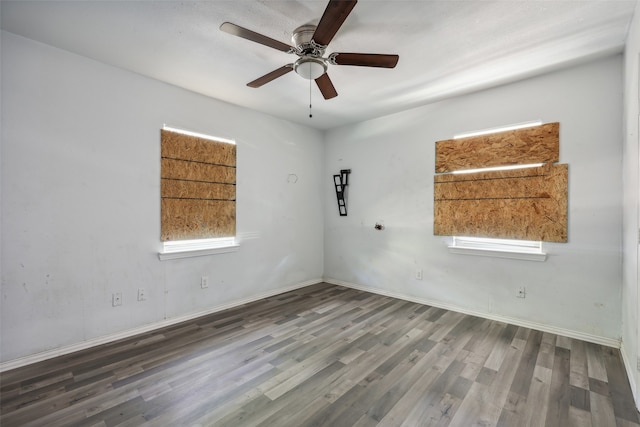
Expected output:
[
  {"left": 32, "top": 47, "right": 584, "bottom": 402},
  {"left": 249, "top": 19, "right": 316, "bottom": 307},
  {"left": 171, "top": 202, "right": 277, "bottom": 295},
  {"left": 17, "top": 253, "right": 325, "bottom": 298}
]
[{"left": 112, "top": 292, "right": 122, "bottom": 306}]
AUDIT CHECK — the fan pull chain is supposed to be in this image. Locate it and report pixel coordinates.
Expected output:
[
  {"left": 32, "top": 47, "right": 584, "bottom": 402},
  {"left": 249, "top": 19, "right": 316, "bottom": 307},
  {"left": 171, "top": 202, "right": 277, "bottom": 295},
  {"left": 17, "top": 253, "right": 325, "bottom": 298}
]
[{"left": 309, "top": 71, "right": 313, "bottom": 118}]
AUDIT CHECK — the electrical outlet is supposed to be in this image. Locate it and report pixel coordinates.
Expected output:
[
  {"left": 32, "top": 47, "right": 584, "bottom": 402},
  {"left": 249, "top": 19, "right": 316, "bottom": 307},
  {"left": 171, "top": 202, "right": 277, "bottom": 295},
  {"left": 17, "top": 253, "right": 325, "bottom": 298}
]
[
  {"left": 516, "top": 286, "right": 526, "bottom": 298},
  {"left": 112, "top": 292, "right": 122, "bottom": 307},
  {"left": 415, "top": 269, "right": 423, "bottom": 280},
  {"left": 201, "top": 276, "right": 209, "bottom": 289},
  {"left": 137, "top": 288, "right": 146, "bottom": 301}
]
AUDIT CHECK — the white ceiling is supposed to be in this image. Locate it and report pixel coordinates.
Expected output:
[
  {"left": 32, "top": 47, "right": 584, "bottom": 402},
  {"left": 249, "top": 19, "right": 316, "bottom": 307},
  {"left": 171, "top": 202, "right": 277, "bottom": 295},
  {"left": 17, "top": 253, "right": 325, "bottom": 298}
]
[{"left": 1, "top": 1, "right": 637, "bottom": 130}]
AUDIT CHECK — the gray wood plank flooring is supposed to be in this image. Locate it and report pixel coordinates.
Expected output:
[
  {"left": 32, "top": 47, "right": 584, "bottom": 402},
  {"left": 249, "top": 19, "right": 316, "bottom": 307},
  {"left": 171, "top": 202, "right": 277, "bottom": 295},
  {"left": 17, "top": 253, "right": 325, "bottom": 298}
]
[{"left": 1, "top": 283, "right": 638, "bottom": 426}]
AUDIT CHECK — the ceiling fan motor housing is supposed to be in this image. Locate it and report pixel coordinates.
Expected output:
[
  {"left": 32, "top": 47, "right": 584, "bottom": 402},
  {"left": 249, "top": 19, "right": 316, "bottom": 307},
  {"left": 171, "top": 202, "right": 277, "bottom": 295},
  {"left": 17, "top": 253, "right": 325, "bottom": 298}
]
[{"left": 291, "top": 24, "right": 324, "bottom": 52}]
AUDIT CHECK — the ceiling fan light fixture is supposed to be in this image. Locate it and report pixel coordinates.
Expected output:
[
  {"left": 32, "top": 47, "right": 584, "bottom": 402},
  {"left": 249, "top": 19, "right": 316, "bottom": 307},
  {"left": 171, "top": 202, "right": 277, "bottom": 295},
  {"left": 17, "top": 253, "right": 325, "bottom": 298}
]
[{"left": 294, "top": 57, "right": 327, "bottom": 80}]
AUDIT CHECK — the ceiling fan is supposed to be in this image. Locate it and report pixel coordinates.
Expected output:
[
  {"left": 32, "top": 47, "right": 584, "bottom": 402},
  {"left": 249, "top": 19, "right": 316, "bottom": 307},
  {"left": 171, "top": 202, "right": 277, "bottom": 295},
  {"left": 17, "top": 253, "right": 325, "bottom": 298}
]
[{"left": 220, "top": 0, "right": 399, "bottom": 100}]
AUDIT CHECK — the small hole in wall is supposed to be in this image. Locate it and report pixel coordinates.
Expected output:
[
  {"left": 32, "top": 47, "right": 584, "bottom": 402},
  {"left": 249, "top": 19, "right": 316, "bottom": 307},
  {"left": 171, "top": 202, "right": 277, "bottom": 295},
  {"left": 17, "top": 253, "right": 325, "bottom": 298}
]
[{"left": 287, "top": 174, "right": 298, "bottom": 184}]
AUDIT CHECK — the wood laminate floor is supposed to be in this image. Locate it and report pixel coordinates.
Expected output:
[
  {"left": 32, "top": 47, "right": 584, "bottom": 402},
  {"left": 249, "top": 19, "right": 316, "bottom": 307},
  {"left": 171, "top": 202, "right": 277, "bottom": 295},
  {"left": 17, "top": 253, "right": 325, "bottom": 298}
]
[{"left": 1, "top": 283, "right": 639, "bottom": 427}]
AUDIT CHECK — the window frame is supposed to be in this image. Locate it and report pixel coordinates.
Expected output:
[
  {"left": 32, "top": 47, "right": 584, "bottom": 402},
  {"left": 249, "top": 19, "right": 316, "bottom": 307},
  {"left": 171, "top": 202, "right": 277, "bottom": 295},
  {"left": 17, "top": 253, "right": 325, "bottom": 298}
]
[{"left": 158, "top": 126, "right": 238, "bottom": 261}]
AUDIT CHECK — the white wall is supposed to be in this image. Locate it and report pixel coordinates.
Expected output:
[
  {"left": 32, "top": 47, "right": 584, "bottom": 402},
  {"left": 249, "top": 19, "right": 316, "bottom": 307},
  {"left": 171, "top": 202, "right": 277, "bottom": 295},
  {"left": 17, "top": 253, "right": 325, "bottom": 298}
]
[
  {"left": 0, "top": 16, "right": 4, "bottom": 363},
  {"left": 1, "top": 32, "right": 324, "bottom": 363},
  {"left": 324, "top": 55, "right": 624, "bottom": 342},
  {"left": 0, "top": 25, "right": 632, "bottom": 372},
  {"left": 622, "top": 0, "right": 640, "bottom": 406}
]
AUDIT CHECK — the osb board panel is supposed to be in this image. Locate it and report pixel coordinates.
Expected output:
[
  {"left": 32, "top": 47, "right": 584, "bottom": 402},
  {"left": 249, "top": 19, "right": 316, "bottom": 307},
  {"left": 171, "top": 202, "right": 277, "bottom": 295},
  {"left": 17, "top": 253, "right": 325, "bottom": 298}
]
[
  {"left": 161, "top": 158, "right": 235, "bottom": 184},
  {"left": 434, "top": 162, "right": 554, "bottom": 183},
  {"left": 161, "top": 199, "right": 235, "bottom": 241},
  {"left": 161, "top": 129, "right": 235, "bottom": 166},
  {"left": 435, "top": 122, "right": 559, "bottom": 173},
  {"left": 435, "top": 165, "right": 554, "bottom": 200},
  {"left": 160, "top": 129, "right": 236, "bottom": 242},
  {"left": 434, "top": 199, "right": 566, "bottom": 242},
  {"left": 434, "top": 164, "right": 567, "bottom": 242},
  {"left": 161, "top": 180, "right": 235, "bottom": 201}
]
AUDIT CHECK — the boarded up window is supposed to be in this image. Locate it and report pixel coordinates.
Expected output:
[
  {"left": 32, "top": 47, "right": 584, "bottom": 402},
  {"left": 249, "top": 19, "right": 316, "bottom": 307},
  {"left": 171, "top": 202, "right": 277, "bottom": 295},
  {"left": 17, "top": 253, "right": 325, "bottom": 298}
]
[
  {"left": 161, "top": 128, "right": 236, "bottom": 241},
  {"left": 433, "top": 122, "right": 567, "bottom": 242}
]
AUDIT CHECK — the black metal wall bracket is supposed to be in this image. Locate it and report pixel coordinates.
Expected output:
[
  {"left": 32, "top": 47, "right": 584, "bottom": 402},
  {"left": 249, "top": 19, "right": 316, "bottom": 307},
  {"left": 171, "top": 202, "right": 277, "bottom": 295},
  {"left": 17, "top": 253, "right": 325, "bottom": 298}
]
[{"left": 333, "top": 169, "right": 351, "bottom": 216}]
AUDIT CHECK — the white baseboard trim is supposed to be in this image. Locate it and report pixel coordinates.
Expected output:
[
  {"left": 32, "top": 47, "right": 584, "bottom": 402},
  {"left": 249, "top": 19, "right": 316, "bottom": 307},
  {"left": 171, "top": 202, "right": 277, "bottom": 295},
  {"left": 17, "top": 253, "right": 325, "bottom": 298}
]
[
  {"left": 620, "top": 341, "right": 639, "bottom": 408},
  {"left": 0, "top": 278, "right": 322, "bottom": 373},
  {"left": 325, "top": 277, "right": 622, "bottom": 349}
]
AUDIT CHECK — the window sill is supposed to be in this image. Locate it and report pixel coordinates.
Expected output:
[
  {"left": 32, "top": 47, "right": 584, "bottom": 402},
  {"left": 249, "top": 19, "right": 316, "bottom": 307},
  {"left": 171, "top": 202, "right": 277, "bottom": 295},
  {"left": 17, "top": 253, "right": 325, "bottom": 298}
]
[
  {"left": 159, "top": 244, "right": 239, "bottom": 260},
  {"left": 158, "top": 238, "right": 239, "bottom": 260},
  {"left": 447, "top": 246, "right": 547, "bottom": 262}
]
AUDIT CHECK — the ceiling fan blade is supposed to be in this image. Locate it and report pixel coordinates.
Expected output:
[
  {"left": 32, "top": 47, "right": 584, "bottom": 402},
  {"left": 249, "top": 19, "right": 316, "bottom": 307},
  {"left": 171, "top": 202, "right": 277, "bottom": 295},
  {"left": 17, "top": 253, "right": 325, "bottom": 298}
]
[
  {"left": 312, "top": 0, "right": 357, "bottom": 46},
  {"left": 220, "top": 22, "right": 294, "bottom": 53},
  {"left": 331, "top": 53, "right": 399, "bottom": 68},
  {"left": 247, "top": 65, "right": 294, "bottom": 88},
  {"left": 315, "top": 73, "right": 338, "bottom": 100}
]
